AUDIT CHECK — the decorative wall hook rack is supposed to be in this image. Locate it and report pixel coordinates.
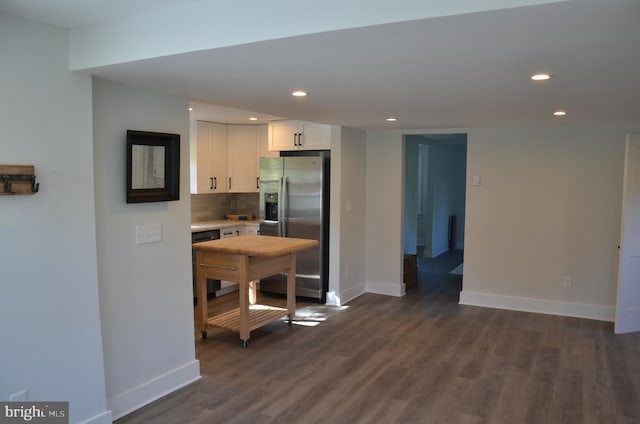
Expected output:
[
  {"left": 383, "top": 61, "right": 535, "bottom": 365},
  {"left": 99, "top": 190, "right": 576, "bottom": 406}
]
[{"left": 0, "top": 165, "right": 39, "bottom": 195}]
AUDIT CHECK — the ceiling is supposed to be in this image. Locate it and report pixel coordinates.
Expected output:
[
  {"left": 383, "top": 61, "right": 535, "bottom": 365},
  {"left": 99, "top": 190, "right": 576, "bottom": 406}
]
[{"left": 2, "top": 0, "right": 639, "bottom": 129}]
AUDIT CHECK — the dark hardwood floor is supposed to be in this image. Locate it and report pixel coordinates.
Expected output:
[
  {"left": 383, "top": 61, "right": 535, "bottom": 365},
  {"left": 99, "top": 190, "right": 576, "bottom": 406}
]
[{"left": 117, "top": 250, "right": 640, "bottom": 423}]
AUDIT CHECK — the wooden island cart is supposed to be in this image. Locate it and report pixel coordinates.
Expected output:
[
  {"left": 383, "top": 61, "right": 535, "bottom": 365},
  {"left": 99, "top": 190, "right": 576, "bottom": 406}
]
[{"left": 193, "top": 235, "right": 318, "bottom": 347}]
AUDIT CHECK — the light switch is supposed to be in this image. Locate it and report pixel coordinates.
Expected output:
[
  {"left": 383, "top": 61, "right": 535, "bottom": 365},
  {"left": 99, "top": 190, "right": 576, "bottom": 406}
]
[
  {"left": 472, "top": 175, "right": 481, "bottom": 186},
  {"left": 136, "top": 224, "right": 162, "bottom": 244}
]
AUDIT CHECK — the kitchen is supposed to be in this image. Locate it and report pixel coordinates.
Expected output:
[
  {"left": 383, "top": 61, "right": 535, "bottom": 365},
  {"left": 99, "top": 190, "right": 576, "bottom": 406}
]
[{"left": 189, "top": 105, "right": 335, "bottom": 344}]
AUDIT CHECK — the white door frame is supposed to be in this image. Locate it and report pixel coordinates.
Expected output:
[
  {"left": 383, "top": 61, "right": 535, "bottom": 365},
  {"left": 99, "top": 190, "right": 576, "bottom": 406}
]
[{"left": 615, "top": 133, "right": 640, "bottom": 334}]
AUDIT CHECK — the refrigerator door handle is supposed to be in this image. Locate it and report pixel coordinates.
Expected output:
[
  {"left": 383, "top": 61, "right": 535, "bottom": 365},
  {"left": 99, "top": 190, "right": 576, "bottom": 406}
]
[
  {"left": 278, "top": 176, "right": 284, "bottom": 236},
  {"left": 281, "top": 176, "right": 288, "bottom": 237}
]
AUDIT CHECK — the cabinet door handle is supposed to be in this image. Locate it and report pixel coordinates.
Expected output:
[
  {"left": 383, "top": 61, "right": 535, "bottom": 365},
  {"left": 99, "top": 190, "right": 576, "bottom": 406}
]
[
  {"left": 228, "top": 177, "right": 231, "bottom": 190},
  {"left": 298, "top": 132, "right": 303, "bottom": 147},
  {"left": 210, "top": 177, "right": 214, "bottom": 190},
  {"left": 213, "top": 177, "right": 217, "bottom": 190},
  {"left": 256, "top": 177, "right": 260, "bottom": 189}
]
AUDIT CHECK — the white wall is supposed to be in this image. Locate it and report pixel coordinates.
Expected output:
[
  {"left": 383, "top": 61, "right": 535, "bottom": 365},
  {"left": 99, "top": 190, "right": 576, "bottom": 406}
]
[
  {"left": 461, "top": 126, "right": 632, "bottom": 320},
  {"left": 403, "top": 140, "right": 419, "bottom": 255},
  {"left": 92, "top": 78, "right": 199, "bottom": 419},
  {"left": 327, "top": 129, "right": 342, "bottom": 305},
  {"left": 451, "top": 145, "right": 467, "bottom": 249},
  {"left": 0, "top": 13, "right": 110, "bottom": 424},
  {"left": 330, "top": 127, "right": 367, "bottom": 304},
  {"left": 428, "top": 143, "right": 465, "bottom": 256},
  {"left": 365, "top": 131, "right": 404, "bottom": 296}
]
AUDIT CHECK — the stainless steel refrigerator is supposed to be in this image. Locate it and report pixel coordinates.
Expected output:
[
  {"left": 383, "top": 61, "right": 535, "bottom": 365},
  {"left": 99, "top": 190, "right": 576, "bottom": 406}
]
[{"left": 259, "top": 153, "right": 329, "bottom": 302}]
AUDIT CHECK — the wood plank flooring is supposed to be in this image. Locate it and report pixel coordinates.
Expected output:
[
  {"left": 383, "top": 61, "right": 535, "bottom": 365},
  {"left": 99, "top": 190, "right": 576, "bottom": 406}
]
[{"left": 116, "top": 250, "right": 640, "bottom": 423}]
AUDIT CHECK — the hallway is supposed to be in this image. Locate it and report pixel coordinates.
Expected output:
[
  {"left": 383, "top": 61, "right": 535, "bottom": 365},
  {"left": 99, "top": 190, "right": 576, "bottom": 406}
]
[{"left": 412, "top": 248, "right": 463, "bottom": 302}]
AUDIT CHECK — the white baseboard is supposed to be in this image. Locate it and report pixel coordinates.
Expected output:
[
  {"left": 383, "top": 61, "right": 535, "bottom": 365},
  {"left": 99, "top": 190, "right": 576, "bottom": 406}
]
[
  {"left": 325, "top": 290, "right": 341, "bottom": 306},
  {"left": 459, "top": 290, "right": 615, "bottom": 322},
  {"left": 326, "top": 283, "right": 367, "bottom": 306},
  {"left": 108, "top": 360, "right": 201, "bottom": 421},
  {"left": 366, "top": 280, "right": 404, "bottom": 297}
]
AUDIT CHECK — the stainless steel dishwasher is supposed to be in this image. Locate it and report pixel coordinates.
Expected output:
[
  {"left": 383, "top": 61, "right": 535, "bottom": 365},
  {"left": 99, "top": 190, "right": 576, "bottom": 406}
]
[{"left": 192, "top": 229, "right": 221, "bottom": 303}]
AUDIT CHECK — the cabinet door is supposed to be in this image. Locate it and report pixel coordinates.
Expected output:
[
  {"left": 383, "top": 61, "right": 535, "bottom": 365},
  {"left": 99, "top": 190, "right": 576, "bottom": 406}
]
[
  {"left": 268, "top": 120, "right": 299, "bottom": 151},
  {"left": 228, "top": 125, "right": 259, "bottom": 192},
  {"left": 210, "top": 123, "right": 228, "bottom": 193},
  {"left": 244, "top": 225, "right": 259, "bottom": 236},
  {"left": 219, "top": 226, "right": 241, "bottom": 291},
  {"left": 190, "top": 121, "right": 228, "bottom": 193},
  {"left": 220, "top": 226, "right": 242, "bottom": 238},
  {"left": 299, "top": 121, "right": 332, "bottom": 150},
  {"left": 191, "top": 121, "right": 214, "bottom": 193}
]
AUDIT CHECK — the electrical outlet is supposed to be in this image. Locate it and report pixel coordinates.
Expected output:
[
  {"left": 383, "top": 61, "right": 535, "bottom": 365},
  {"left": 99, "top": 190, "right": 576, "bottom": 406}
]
[
  {"left": 562, "top": 275, "right": 572, "bottom": 288},
  {"left": 136, "top": 224, "right": 162, "bottom": 244}
]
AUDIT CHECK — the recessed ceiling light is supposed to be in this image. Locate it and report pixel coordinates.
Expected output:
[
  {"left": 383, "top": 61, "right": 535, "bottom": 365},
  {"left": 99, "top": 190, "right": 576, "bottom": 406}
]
[
  {"left": 553, "top": 110, "right": 567, "bottom": 116},
  {"left": 249, "top": 117, "right": 258, "bottom": 121},
  {"left": 292, "top": 91, "right": 308, "bottom": 97},
  {"left": 531, "top": 73, "right": 552, "bottom": 81},
  {"left": 385, "top": 117, "right": 398, "bottom": 122},
  {"left": 188, "top": 107, "right": 194, "bottom": 111}
]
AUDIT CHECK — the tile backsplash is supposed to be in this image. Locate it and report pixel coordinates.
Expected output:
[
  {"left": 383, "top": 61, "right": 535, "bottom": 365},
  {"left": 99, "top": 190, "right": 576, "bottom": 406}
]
[{"left": 191, "top": 193, "right": 259, "bottom": 222}]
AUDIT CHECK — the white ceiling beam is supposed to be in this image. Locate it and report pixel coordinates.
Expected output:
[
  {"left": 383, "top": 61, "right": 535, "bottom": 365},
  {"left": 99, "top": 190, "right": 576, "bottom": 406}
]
[{"left": 69, "top": 0, "right": 566, "bottom": 70}]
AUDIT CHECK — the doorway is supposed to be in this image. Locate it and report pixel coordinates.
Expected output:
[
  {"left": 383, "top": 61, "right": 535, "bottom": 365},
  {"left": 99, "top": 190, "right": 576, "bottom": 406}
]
[{"left": 404, "top": 133, "right": 467, "bottom": 291}]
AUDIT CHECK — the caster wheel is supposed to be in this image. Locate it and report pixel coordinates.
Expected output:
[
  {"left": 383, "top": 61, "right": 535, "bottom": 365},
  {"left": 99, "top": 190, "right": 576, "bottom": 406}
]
[
  {"left": 288, "top": 317, "right": 293, "bottom": 326},
  {"left": 201, "top": 330, "right": 207, "bottom": 340},
  {"left": 242, "top": 340, "right": 249, "bottom": 348}
]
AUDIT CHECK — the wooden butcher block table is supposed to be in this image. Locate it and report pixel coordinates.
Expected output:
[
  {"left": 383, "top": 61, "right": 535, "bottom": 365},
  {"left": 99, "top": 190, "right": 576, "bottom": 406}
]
[{"left": 193, "top": 235, "right": 318, "bottom": 347}]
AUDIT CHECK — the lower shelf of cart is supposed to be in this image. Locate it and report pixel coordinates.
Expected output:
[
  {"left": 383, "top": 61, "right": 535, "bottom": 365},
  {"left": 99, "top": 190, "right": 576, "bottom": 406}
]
[{"left": 206, "top": 304, "right": 290, "bottom": 333}]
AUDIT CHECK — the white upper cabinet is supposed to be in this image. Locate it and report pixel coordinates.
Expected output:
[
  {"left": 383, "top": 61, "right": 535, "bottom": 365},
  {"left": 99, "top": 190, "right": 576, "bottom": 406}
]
[
  {"left": 192, "top": 122, "right": 274, "bottom": 194},
  {"left": 227, "top": 125, "right": 259, "bottom": 193},
  {"left": 268, "top": 119, "right": 332, "bottom": 151},
  {"left": 190, "top": 121, "right": 228, "bottom": 193}
]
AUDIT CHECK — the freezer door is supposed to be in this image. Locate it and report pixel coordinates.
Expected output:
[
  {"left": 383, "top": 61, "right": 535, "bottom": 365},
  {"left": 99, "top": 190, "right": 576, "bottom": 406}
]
[{"left": 259, "top": 157, "right": 285, "bottom": 294}]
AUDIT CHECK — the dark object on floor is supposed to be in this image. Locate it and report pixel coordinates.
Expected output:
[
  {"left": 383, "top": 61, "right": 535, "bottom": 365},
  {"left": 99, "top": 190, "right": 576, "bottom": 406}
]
[
  {"left": 448, "top": 215, "right": 456, "bottom": 250},
  {"left": 404, "top": 254, "right": 417, "bottom": 289}
]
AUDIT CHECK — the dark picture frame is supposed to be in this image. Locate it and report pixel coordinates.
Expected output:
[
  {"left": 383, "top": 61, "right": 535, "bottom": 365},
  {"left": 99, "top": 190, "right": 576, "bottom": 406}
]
[{"left": 126, "top": 130, "right": 180, "bottom": 203}]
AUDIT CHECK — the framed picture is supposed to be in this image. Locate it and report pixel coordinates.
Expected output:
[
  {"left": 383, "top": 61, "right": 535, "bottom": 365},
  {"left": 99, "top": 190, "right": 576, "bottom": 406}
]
[{"left": 126, "top": 130, "right": 180, "bottom": 203}]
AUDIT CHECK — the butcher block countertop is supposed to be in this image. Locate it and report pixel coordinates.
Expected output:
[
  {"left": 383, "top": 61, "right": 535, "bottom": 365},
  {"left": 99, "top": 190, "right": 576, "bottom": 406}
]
[{"left": 192, "top": 235, "right": 318, "bottom": 257}]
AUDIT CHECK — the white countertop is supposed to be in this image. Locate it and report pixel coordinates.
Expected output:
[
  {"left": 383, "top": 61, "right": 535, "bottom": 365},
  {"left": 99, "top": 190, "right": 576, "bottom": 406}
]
[{"left": 191, "top": 220, "right": 259, "bottom": 233}]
